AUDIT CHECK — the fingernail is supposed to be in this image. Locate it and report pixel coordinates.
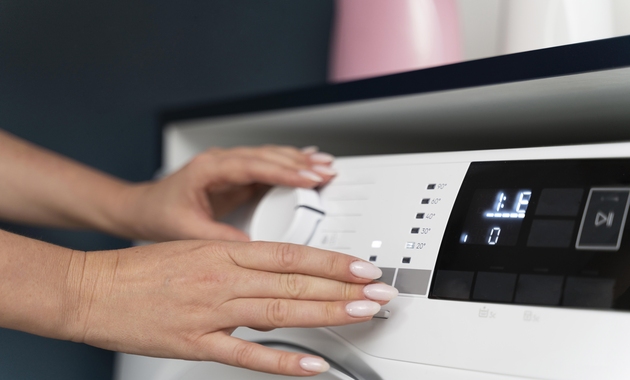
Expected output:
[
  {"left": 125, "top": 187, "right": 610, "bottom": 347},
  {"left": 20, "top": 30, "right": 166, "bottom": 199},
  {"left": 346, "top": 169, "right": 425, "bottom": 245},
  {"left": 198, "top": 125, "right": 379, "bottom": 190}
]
[
  {"left": 299, "top": 357, "right": 330, "bottom": 373},
  {"left": 346, "top": 300, "right": 381, "bottom": 317},
  {"left": 312, "top": 164, "right": 337, "bottom": 176},
  {"left": 363, "top": 283, "right": 399, "bottom": 301},
  {"left": 310, "top": 152, "right": 335, "bottom": 163},
  {"left": 301, "top": 146, "right": 319, "bottom": 154},
  {"left": 298, "top": 170, "right": 323, "bottom": 182},
  {"left": 350, "top": 261, "right": 382, "bottom": 280}
]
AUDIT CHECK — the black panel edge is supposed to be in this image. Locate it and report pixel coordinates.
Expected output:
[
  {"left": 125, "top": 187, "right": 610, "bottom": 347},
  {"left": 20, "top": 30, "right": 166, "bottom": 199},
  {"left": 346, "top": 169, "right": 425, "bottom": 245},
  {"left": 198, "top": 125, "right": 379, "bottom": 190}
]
[{"left": 158, "top": 35, "right": 630, "bottom": 128}]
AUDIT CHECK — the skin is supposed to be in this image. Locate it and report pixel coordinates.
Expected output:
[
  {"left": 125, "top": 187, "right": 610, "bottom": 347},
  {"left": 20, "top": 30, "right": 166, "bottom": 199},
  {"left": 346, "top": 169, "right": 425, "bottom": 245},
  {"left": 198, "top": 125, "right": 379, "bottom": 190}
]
[{"left": 0, "top": 130, "right": 393, "bottom": 376}]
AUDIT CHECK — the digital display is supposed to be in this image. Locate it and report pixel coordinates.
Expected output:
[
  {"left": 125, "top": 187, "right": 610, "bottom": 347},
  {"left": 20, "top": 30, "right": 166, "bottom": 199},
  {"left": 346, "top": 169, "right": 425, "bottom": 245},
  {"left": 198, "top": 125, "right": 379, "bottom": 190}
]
[
  {"left": 431, "top": 159, "right": 630, "bottom": 312},
  {"left": 460, "top": 189, "right": 532, "bottom": 246}
]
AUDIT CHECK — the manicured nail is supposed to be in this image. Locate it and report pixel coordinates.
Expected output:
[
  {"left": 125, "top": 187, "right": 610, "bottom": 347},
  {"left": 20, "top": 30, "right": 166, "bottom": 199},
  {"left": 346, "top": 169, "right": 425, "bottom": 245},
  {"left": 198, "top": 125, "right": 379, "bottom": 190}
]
[
  {"left": 363, "top": 283, "right": 399, "bottom": 301},
  {"left": 312, "top": 164, "right": 337, "bottom": 176},
  {"left": 346, "top": 300, "right": 381, "bottom": 317},
  {"left": 301, "top": 146, "right": 319, "bottom": 154},
  {"left": 299, "top": 357, "right": 330, "bottom": 373},
  {"left": 310, "top": 152, "right": 335, "bottom": 163},
  {"left": 298, "top": 170, "right": 323, "bottom": 182},
  {"left": 350, "top": 261, "right": 382, "bottom": 280}
]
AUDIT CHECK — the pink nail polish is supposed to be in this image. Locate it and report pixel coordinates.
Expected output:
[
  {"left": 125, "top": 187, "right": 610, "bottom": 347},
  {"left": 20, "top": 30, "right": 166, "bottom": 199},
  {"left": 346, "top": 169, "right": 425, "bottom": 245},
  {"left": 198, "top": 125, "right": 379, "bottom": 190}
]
[
  {"left": 346, "top": 300, "right": 381, "bottom": 317},
  {"left": 301, "top": 146, "right": 319, "bottom": 154},
  {"left": 312, "top": 165, "right": 338, "bottom": 176},
  {"left": 363, "top": 283, "right": 399, "bottom": 301},
  {"left": 310, "top": 152, "right": 335, "bottom": 163},
  {"left": 298, "top": 170, "right": 323, "bottom": 182},
  {"left": 299, "top": 357, "right": 330, "bottom": 373},
  {"left": 350, "top": 261, "right": 382, "bottom": 280}
]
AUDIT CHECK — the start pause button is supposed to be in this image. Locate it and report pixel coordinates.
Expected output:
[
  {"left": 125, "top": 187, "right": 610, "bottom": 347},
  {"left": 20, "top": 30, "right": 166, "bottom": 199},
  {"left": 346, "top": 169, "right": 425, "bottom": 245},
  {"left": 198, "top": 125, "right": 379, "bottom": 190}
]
[{"left": 576, "top": 188, "right": 630, "bottom": 251}]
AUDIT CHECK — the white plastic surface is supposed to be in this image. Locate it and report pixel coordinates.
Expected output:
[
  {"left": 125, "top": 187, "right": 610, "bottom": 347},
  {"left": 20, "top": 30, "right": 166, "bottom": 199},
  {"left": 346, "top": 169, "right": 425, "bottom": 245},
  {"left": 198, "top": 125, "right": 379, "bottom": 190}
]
[
  {"left": 249, "top": 187, "right": 324, "bottom": 245},
  {"left": 117, "top": 142, "right": 630, "bottom": 380}
]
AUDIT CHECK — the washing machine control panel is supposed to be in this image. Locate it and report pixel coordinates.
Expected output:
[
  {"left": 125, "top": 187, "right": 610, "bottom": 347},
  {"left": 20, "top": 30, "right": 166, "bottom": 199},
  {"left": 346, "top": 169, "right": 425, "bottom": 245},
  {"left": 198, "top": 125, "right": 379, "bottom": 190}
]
[{"left": 251, "top": 143, "right": 630, "bottom": 380}]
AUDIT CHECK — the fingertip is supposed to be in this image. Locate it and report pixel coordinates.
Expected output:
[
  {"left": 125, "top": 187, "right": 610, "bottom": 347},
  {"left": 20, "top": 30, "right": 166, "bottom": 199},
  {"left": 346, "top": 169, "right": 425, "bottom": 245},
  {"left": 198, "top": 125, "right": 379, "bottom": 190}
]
[
  {"left": 309, "top": 152, "right": 335, "bottom": 164},
  {"left": 299, "top": 356, "right": 330, "bottom": 374},
  {"left": 297, "top": 170, "right": 324, "bottom": 183},
  {"left": 349, "top": 261, "right": 382, "bottom": 280}
]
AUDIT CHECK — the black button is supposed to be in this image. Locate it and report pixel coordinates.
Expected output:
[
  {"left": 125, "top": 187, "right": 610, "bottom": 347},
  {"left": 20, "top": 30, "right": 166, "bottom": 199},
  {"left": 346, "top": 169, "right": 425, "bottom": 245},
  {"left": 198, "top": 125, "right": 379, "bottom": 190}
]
[
  {"left": 472, "top": 272, "right": 517, "bottom": 302},
  {"left": 431, "top": 270, "right": 474, "bottom": 300},
  {"left": 562, "top": 277, "right": 615, "bottom": 308},
  {"left": 576, "top": 188, "right": 630, "bottom": 251},
  {"left": 514, "top": 274, "right": 564, "bottom": 306}
]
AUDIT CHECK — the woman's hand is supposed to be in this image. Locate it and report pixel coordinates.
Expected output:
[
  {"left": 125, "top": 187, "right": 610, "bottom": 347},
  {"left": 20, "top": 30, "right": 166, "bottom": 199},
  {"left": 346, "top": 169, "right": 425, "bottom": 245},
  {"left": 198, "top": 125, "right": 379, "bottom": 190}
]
[
  {"left": 113, "top": 145, "right": 336, "bottom": 242},
  {"left": 65, "top": 240, "right": 397, "bottom": 376}
]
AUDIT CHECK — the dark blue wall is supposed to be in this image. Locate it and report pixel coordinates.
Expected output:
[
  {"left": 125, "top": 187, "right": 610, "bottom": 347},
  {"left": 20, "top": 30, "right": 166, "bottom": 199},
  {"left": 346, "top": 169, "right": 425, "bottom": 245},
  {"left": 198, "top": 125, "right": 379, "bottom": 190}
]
[{"left": 0, "top": 1, "right": 333, "bottom": 379}]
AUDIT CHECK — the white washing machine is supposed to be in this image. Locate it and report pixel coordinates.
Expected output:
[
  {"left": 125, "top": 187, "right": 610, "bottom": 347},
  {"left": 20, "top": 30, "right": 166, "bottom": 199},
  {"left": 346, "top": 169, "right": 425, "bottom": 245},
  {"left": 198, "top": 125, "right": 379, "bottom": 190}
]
[
  {"left": 116, "top": 141, "right": 630, "bottom": 379},
  {"left": 115, "top": 48, "right": 630, "bottom": 379}
]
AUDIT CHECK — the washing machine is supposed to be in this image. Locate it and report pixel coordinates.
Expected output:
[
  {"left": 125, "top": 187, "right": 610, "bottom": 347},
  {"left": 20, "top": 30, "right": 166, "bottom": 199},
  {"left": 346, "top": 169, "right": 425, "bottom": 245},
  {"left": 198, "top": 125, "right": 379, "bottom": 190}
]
[
  {"left": 116, "top": 141, "right": 630, "bottom": 379},
  {"left": 114, "top": 37, "right": 630, "bottom": 379}
]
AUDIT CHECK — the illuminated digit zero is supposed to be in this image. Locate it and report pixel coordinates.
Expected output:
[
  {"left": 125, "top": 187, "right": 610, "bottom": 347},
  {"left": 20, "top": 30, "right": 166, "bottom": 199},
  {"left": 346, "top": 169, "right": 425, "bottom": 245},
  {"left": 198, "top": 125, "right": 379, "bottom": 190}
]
[{"left": 488, "top": 227, "right": 501, "bottom": 245}]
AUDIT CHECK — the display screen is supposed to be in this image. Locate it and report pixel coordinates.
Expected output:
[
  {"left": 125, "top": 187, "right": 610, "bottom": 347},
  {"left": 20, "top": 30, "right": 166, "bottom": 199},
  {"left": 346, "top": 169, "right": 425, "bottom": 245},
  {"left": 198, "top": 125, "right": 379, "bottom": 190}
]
[
  {"left": 430, "top": 159, "right": 630, "bottom": 311},
  {"left": 460, "top": 189, "right": 531, "bottom": 246}
]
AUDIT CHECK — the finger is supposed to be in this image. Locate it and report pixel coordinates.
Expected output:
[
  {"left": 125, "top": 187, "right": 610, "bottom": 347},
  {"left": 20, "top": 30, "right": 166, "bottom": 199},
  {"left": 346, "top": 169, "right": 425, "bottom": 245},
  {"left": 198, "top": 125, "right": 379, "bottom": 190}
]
[
  {"left": 207, "top": 158, "right": 329, "bottom": 189},
  {"left": 230, "top": 271, "right": 397, "bottom": 302},
  {"left": 228, "top": 145, "right": 314, "bottom": 171},
  {"left": 223, "top": 241, "right": 383, "bottom": 283},
  {"left": 222, "top": 299, "right": 380, "bottom": 329},
  {"left": 208, "top": 334, "right": 330, "bottom": 376}
]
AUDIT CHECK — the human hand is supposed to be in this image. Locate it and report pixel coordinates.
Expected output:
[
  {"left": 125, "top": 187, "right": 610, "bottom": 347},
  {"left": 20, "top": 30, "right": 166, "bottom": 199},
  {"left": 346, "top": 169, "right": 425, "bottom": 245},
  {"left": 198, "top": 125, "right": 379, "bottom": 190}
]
[
  {"left": 113, "top": 145, "right": 336, "bottom": 242},
  {"left": 65, "top": 240, "right": 398, "bottom": 376}
]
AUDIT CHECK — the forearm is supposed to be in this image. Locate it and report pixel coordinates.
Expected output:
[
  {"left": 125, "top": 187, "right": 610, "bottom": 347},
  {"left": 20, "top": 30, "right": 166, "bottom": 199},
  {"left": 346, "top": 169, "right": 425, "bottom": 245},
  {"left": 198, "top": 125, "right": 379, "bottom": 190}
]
[
  {"left": 0, "top": 229, "right": 84, "bottom": 340},
  {"left": 0, "top": 129, "right": 135, "bottom": 236}
]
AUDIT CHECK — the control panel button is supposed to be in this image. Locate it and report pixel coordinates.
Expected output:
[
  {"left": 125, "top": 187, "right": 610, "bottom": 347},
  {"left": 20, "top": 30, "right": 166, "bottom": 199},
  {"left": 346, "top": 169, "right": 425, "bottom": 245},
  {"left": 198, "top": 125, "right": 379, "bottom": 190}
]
[
  {"left": 514, "top": 274, "right": 564, "bottom": 306},
  {"left": 373, "top": 309, "right": 390, "bottom": 319},
  {"left": 377, "top": 267, "right": 396, "bottom": 286},
  {"left": 576, "top": 188, "right": 630, "bottom": 251},
  {"left": 250, "top": 187, "right": 324, "bottom": 244},
  {"left": 432, "top": 270, "right": 474, "bottom": 300},
  {"left": 394, "top": 269, "right": 432, "bottom": 295},
  {"left": 472, "top": 272, "right": 517, "bottom": 302}
]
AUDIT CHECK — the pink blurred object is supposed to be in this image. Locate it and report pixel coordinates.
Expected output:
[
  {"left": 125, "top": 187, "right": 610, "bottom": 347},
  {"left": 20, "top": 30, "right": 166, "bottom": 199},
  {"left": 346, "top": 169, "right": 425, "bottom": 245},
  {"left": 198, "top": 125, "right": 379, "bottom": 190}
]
[{"left": 329, "top": 0, "right": 462, "bottom": 83}]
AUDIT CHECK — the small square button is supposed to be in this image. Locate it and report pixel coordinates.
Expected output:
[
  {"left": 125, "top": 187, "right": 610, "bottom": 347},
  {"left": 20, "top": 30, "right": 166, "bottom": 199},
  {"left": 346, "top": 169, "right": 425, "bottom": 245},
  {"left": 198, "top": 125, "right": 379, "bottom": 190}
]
[
  {"left": 431, "top": 270, "right": 474, "bottom": 300},
  {"left": 563, "top": 277, "right": 615, "bottom": 308},
  {"left": 576, "top": 188, "right": 630, "bottom": 250},
  {"left": 395, "top": 269, "right": 432, "bottom": 295},
  {"left": 514, "top": 274, "right": 564, "bottom": 306},
  {"left": 377, "top": 267, "right": 396, "bottom": 286},
  {"left": 473, "top": 272, "right": 517, "bottom": 303}
]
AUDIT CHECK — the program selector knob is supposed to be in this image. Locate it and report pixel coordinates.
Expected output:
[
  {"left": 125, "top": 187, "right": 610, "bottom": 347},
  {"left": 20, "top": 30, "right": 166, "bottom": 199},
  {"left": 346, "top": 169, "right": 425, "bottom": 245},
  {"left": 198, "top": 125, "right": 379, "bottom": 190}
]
[{"left": 250, "top": 187, "right": 325, "bottom": 245}]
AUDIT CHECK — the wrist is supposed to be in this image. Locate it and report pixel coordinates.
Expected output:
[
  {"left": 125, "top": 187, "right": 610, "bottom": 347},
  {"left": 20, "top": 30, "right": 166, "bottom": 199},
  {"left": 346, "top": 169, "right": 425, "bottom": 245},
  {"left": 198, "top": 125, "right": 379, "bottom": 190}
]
[{"left": 62, "top": 249, "right": 120, "bottom": 345}]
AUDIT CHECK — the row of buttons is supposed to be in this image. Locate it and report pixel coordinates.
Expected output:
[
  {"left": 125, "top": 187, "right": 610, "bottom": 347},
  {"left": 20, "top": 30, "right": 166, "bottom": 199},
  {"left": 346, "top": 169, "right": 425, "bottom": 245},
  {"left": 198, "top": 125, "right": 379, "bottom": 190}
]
[
  {"left": 433, "top": 270, "right": 615, "bottom": 308},
  {"left": 378, "top": 267, "right": 432, "bottom": 296}
]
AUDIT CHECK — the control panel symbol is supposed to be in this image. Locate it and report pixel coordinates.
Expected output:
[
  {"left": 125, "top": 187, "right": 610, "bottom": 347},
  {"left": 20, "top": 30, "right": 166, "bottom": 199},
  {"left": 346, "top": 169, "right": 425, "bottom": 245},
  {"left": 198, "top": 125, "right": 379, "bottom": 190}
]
[
  {"left": 576, "top": 188, "right": 630, "bottom": 251},
  {"left": 478, "top": 307, "right": 496, "bottom": 318},
  {"left": 523, "top": 310, "right": 540, "bottom": 322},
  {"left": 595, "top": 211, "right": 614, "bottom": 227}
]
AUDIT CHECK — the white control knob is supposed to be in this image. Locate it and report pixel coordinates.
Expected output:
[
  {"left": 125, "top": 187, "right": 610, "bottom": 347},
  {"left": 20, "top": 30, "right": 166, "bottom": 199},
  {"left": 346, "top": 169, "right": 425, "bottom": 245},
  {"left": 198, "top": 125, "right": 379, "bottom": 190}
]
[{"left": 250, "top": 187, "right": 325, "bottom": 245}]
